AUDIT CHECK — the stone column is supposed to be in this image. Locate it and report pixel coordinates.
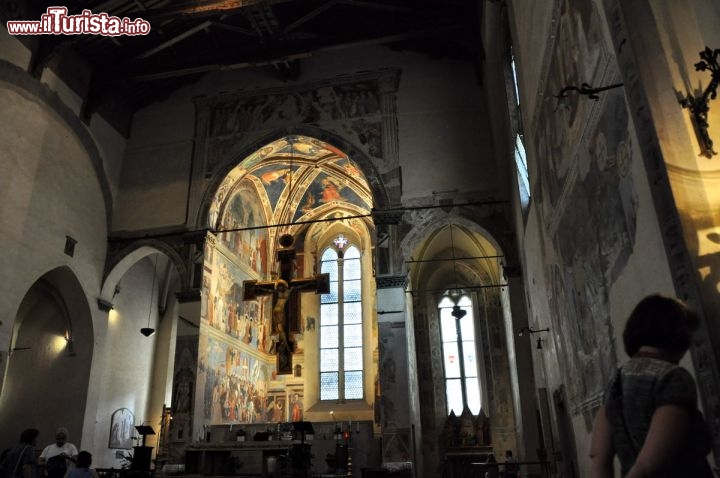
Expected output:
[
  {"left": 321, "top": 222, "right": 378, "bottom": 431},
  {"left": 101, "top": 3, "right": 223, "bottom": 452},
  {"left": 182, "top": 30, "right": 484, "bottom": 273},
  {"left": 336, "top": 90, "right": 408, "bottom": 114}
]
[
  {"left": 167, "top": 292, "right": 201, "bottom": 464},
  {"left": 375, "top": 276, "right": 412, "bottom": 465},
  {"left": 504, "top": 274, "right": 542, "bottom": 465},
  {"left": 187, "top": 95, "right": 212, "bottom": 228}
]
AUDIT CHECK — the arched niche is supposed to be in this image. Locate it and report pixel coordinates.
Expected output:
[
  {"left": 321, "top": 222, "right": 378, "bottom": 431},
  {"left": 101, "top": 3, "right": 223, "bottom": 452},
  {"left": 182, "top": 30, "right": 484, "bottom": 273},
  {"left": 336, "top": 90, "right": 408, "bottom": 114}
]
[{"left": 0, "top": 266, "right": 93, "bottom": 451}]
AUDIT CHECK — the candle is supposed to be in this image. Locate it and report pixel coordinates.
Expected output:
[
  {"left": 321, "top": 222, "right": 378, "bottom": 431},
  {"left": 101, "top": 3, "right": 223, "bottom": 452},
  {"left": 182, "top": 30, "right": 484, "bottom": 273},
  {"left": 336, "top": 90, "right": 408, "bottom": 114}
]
[{"left": 356, "top": 421, "right": 360, "bottom": 433}]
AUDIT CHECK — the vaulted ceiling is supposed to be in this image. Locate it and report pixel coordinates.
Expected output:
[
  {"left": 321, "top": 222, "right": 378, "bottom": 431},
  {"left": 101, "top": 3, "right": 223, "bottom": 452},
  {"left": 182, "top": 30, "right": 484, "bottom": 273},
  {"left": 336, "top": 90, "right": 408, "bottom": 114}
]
[{"left": 210, "top": 134, "right": 373, "bottom": 260}]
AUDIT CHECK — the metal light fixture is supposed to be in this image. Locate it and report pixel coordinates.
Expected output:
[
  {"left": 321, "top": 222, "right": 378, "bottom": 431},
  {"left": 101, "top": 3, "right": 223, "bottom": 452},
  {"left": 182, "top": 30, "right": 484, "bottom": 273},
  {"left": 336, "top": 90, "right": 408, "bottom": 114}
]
[
  {"left": 536, "top": 338, "right": 543, "bottom": 350},
  {"left": 449, "top": 224, "right": 467, "bottom": 320},
  {"left": 680, "top": 46, "right": 720, "bottom": 159},
  {"left": 65, "top": 333, "right": 76, "bottom": 356},
  {"left": 141, "top": 254, "right": 158, "bottom": 337},
  {"left": 517, "top": 326, "right": 550, "bottom": 337}
]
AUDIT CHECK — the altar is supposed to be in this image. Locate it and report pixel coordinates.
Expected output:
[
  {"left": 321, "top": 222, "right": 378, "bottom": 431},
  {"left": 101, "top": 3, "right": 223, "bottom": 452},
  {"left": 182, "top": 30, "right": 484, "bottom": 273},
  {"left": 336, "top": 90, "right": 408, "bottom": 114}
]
[{"left": 185, "top": 441, "right": 310, "bottom": 477}]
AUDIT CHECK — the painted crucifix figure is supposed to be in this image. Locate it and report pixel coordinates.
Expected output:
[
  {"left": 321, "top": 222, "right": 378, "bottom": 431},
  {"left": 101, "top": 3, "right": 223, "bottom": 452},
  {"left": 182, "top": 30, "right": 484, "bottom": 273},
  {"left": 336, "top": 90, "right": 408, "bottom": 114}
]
[{"left": 243, "top": 233, "right": 329, "bottom": 374}]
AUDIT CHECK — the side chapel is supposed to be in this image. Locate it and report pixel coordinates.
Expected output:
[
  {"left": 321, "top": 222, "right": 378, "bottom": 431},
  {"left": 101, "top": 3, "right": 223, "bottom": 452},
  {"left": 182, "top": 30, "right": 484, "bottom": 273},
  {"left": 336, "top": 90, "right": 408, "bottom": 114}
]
[{"left": 2, "top": 0, "right": 720, "bottom": 477}]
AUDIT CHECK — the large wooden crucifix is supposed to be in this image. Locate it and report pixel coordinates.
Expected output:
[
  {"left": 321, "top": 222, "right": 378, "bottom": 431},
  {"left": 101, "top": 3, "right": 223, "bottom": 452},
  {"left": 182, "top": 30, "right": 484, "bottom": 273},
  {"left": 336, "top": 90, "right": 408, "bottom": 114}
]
[{"left": 243, "top": 233, "right": 329, "bottom": 374}]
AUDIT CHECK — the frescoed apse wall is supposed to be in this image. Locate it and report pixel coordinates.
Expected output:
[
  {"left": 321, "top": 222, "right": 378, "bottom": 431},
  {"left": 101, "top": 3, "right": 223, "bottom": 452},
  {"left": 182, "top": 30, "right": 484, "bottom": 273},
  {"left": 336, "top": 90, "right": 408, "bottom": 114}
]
[{"left": 197, "top": 135, "right": 373, "bottom": 429}]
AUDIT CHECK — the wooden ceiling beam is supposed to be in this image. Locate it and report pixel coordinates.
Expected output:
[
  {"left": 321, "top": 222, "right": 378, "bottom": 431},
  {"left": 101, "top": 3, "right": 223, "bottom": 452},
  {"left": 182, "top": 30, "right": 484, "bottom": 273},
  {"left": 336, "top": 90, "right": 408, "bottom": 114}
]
[
  {"left": 211, "top": 21, "right": 257, "bottom": 36},
  {"left": 134, "top": 20, "right": 213, "bottom": 59},
  {"left": 283, "top": 0, "right": 338, "bottom": 34},
  {"left": 127, "top": 23, "right": 463, "bottom": 81}
]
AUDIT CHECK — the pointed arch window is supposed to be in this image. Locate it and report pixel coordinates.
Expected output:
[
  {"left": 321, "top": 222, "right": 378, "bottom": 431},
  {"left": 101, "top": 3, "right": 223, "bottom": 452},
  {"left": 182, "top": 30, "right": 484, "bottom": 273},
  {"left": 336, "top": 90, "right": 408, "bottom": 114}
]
[
  {"left": 320, "top": 239, "right": 363, "bottom": 401},
  {"left": 440, "top": 294, "right": 481, "bottom": 415}
]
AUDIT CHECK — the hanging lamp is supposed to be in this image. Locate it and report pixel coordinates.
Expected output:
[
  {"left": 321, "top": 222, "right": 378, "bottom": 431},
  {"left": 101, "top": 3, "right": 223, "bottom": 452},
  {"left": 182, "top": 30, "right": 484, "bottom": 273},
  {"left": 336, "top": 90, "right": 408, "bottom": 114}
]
[
  {"left": 141, "top": 254, "right": 158, "bottom": 337},
  {"left": 449, "top": 224, "right": 467, "bottom": 319}
]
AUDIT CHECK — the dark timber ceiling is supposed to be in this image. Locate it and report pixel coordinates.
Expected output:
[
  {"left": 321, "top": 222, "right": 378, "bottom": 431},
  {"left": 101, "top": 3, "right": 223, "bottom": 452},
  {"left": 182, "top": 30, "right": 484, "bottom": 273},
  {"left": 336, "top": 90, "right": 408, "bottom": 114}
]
[{"left": 3, "top": 0, "right": 481, "bottom": 118}]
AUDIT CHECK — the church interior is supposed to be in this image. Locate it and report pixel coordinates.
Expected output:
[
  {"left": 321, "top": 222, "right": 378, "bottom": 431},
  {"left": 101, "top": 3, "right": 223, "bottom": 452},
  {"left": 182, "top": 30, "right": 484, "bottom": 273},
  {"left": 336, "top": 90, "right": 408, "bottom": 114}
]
[{"left": 2, "top": 0, "right": 720, "bottom": 476}]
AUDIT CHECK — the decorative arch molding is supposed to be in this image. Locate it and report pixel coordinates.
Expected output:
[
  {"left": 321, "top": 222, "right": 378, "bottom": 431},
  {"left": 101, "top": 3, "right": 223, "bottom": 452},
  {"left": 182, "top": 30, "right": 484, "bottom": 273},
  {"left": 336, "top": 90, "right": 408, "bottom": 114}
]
[
  {"left": 101, "top": 238, "right": 193, "bottom": 304},
  {"left": 0, "top": 60, "right": 113, "bottom": 225},
  {"left": 195, "top": 125, "right": 390, "bottom": 230},
  {"left": 400, "top": 209, "right": 512, "bottom": 282},
  {"left": 190, "top": 68, "right": 401, "bottom": 228}
]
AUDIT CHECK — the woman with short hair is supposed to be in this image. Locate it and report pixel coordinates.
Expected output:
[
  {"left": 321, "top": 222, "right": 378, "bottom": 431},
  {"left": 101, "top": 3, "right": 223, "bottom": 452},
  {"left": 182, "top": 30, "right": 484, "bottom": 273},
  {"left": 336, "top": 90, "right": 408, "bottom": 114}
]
[{"left": 590, "top": 294, "right": 713, "bottom": 477}]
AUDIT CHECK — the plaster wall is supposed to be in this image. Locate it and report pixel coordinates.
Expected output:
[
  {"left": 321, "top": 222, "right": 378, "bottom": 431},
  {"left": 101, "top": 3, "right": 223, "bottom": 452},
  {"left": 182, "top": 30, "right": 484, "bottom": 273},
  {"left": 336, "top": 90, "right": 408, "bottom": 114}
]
[
  {"left": 91, "top": 258, "right": 161, "bottom": 467},
  {"left": 603, "top": 0, "right": 720, "bottom": 462},
  {"left": 89, "top": 112, "right": 127, "bottom": 204},
  {"left": 41, "top": 68, "right": 83, "bottom": 116},
  {"left": 0, "top": 275, "right": 93, "bottom": 453},
  {"left": 0, "top": 86, "right": 107, "bottom": 354},
  {"left": 113, "top": 46, "right": 496, "bottom": 232},
  {"left": 0, "top": 27, "right": 126, "bottom": 209},
  {"left": 0, "top": 83, "right": 125, "bottom": 465}
]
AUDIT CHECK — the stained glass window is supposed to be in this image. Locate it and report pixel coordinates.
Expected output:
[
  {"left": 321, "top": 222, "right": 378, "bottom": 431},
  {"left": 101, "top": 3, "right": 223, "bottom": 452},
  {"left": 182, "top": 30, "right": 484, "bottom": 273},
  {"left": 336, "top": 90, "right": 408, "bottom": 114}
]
[
  {"left": 320, "top": 240, "right": 364, "bottom": 401},
  {"left": 440, "top": 294, "right": 481, "bottom": 415}
]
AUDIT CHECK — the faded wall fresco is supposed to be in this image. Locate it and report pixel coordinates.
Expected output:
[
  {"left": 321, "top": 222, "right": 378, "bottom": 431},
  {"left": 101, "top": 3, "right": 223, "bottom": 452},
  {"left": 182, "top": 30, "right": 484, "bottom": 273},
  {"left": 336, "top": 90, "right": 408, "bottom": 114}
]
[
  {"left": 530, "top": 0, "right": 637, "bottom": 408},
  {"left": 216, "top": 182, "right": 269, "bottom": 276},
  {"left": 197, "top": 332, "right": 274, "bottom": 424},
  {"left": 203, "top": 75, "right": 391, "bottom": 175},
  {"left": 193, "top": 69, "right": 401, "bottom": 211},
  {"left": 548, "top": 89, "right": 636, "bottom": 405},
  {"left": 202, "top": 241, "right": 272, "bottom": 352}
]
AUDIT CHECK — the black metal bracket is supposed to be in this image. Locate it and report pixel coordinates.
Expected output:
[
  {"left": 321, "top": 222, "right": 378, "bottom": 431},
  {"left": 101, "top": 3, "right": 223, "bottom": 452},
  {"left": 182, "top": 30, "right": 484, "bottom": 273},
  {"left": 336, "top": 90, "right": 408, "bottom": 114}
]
[
  {"left": 555, "top": 82, "right": 624, "bottom": 102},
  {"left": 680, "top": 47, "right": 720, "bottom": 159},
  {"left": 517, "top": 326, "right": 550, "bottom": 337}
]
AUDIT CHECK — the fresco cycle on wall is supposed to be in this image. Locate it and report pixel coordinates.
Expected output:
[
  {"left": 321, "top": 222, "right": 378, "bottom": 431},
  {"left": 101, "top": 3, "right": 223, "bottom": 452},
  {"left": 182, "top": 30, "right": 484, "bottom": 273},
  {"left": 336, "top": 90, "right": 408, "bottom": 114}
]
[
  {"left": 203, "top": 244, "right": 272, "bottom": 352},
  {"left": 198, "top": 333, "right": 274, "bottom": 424},
  {"left": 216, "top": 183, "right": 269, "bottom": 276},
  {"left": 207, "top": 136, "right": 372, "bottom": 234},
  {"left": 201, "top": 72, "right": 395, "bottom": 176},
  {"left": 530, "top": 0, "right": 637, "bottom": 409}
]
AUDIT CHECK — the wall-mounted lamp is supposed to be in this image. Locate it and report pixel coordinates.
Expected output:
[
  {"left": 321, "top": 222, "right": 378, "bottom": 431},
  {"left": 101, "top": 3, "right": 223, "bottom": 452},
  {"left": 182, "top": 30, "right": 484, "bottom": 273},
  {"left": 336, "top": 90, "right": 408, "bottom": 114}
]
[
  {"left": 65, "top": 334, "right": 76, "bottom": 357},
  {"left": 98, "top": 286, "right": 120, "bottom": 312},
  {"left": 555, "top": 82, "right": 624, "bottom": 108},
  {"left": 517, "top": 326, "right": 550, "bottom": 337},
  {"left": 97, "top": 298, "right": 114, "bottom": 312},
  {"left": 536, "top": 338, "right": 543, "bottom": 350},
  {"left": 679, "top": 47, "right": 720, "bottom": 159}
]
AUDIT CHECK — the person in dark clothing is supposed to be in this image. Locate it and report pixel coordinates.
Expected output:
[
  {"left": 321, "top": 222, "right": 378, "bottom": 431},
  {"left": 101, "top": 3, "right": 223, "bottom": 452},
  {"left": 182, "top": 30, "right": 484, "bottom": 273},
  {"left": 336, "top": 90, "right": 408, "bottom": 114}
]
[
  {"left": 503, "top": 450, "right": 519, "bottom": 478},
  {"left": 3, "top": 429, "right": 39, "bottom": 478},
  {"left": 589, "top": 294, "right": 713, "bottom": 477},
  {"left": 66, "top": 451, "right": 98, "bottom": 478}
]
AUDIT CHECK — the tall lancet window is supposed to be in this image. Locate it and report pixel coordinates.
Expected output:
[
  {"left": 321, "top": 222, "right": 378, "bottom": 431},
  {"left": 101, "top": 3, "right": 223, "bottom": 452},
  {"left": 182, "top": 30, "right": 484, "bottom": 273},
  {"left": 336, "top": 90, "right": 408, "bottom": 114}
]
[
  {"left": 439, "top": 294, "right": 481, "bottom": 415},
  {"left": 320, "top": 235, "right": 363, "bottom": 401}
]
